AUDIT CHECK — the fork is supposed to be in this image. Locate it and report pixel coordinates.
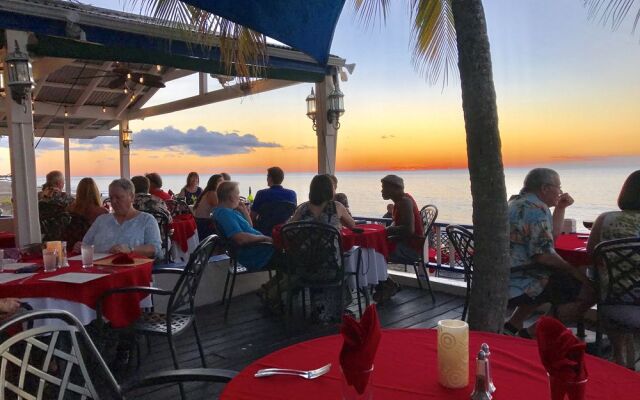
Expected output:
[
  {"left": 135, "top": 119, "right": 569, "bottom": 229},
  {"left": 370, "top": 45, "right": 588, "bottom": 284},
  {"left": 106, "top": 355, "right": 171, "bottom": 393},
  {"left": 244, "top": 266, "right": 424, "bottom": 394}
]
[{"left": 254, "top": 363, "right": 331, "bottom": 379}]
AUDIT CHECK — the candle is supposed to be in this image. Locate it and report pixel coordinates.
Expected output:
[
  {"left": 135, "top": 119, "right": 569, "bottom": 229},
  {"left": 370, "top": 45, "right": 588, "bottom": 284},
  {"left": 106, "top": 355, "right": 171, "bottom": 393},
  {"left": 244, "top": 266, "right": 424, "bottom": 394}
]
[
  {"left": 437, "top": 319, "right": 469, "bottom": 388},
  {"left": 45, "top": 241, "right": 63, "bottom": 266}
]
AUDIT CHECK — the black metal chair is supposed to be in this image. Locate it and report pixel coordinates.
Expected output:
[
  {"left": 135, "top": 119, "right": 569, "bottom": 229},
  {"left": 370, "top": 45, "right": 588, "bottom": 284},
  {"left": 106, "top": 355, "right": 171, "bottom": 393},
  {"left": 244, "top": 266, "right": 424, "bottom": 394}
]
[
  {"left": 280, "top": 221, "right": 347, "bottom": 320},
  {"left": 149, "top": 209, "right": 174, "bottom": 264},
  {"left": 592, "top": 237, "right": 640, "bottom": 365},
  {"left": 0, "top": 309, "right": 236, "bottom": 400},
  {"left": 96, "top": 235, "right": 219, "bottom": 373},
  {"left": 215, "top": 222, "right": 275, "bottom": 321},
  {"left": 254, "top": 201, "right": 297, "bottom": 236},
  {"left": 445, "top": 224, "right": 474, "bottom": 321}
]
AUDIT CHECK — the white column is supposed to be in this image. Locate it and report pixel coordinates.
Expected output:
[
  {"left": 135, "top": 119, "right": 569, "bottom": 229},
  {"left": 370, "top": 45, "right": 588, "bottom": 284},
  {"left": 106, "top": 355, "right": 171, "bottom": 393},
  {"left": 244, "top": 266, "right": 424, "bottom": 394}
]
[
  {"left": 198, "top": 72, "right": 208, "bottom": 95},
  {"left": 315, "top": 75, "right": 338, "bottom": 175},
  {"left": 119, "top": 120, "right": 131, "bottom": 179},
  {"left": 4, "top": 30, "right": 42, "bottom": 246},
  {"left": 63, "top": 124, "right": 71, "bottom": 194}
]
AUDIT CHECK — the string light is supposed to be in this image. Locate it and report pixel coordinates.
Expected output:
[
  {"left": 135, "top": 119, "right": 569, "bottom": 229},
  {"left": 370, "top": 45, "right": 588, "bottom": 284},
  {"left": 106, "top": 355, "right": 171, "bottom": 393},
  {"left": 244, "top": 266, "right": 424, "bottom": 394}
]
[
  {"left": 123, "top": 87, "right": 128, "bottom": 94},
  {"left": 139, "top": 76, "right": 144, "bottom": 84},
  {"left": 156, "top": 65, "right": 161, "bottom": 72},
  {"left": 102, "top": 106, "right": 106, "bottom": 113},
  {"left": 126, "top": 72, "right": 132, "bottom": 80},
  {"left": 64, "top": 107, "right": 68, "bottom": 118}
]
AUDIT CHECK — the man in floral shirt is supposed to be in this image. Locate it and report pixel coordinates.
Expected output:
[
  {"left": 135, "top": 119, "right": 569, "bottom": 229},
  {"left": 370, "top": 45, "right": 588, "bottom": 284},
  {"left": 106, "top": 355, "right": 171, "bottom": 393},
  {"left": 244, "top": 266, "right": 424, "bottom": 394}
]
[{"left": 505, "top": 168, "right": 594, "bottom": 338}]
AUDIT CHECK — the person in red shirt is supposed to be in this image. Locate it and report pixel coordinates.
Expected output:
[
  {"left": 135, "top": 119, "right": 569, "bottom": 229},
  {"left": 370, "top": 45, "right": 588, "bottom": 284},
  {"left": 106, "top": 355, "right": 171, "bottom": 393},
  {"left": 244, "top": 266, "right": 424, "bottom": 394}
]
[
  {"left": 375, "top": 174, "right": 424, "bottom": 303},
  {"left": 145, "top": 172, "right": 172, "bottom": 201}
]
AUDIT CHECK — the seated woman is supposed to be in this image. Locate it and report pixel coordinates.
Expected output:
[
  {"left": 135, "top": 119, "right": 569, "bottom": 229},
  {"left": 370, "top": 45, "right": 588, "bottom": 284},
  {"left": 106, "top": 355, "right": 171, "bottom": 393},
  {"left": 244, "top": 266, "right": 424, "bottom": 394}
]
[
  {"left": 213, "top": 181, "right": 274, "bottom": 271},
  {"left": 179, "top": 171, "right": 203, "bottom": 206},
  {"left": 65, "top": 178, "right": 108, "bottom": 251},
  {"left": 68, "top": 178, "right": 108, "bottom": 224},
  {"left": 587, "top": 170, "right": 640, "bottom": 368},
  {"left": 291, "top": 174, "right": 355, "bottom": 229},
  {"left": 288, "top": 174, "right": 356, "bottom": 322},
  {"left": 79, "top": 178, "right": 161, "bottom": 258},
  {"left": 194, "top": 174, "right": 224, "bottom": 241}
]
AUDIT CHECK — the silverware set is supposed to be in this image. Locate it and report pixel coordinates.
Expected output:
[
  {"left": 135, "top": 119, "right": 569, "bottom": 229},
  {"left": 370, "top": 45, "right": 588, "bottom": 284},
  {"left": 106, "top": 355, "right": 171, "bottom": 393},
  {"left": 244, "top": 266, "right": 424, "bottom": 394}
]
[{"left": 254, "top": 363, "right": 331, "bottom": 379}]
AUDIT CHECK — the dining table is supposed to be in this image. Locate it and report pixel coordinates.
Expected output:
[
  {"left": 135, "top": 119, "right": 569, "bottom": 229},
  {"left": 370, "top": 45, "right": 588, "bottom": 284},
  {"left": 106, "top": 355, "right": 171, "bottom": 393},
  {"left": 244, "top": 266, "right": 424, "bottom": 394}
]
[
  {"left": 221, "top": 329, "right": 640, "bottom": 399},
  {"left": 273, "top": 223, "right": 389, "bottom": 290},
  {"left": 555, "top": 233, "right": 591, "bottom": 267},
  {"left": 1, "top": 256, "right": 153, "bottom": 328}
]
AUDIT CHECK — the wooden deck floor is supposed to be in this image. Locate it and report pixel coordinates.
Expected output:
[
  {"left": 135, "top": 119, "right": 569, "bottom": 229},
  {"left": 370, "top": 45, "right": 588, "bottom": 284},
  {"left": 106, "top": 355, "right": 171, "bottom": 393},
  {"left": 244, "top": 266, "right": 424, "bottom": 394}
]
[{"left": 121, "top": 286, "right": 465, "bottom": 399}]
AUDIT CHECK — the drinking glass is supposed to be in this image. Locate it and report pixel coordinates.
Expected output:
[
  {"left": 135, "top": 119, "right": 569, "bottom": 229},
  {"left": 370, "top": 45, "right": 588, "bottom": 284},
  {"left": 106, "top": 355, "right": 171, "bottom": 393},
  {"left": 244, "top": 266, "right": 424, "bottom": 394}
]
[
  {"left": 81, "top": 244, "right": 94, "bottom": 269},
  {"left": 60, "top": 241, "right": 69, "bottom": 267},
  {"left": 43, "top": 249, "right": 58, "bottom": 272}
]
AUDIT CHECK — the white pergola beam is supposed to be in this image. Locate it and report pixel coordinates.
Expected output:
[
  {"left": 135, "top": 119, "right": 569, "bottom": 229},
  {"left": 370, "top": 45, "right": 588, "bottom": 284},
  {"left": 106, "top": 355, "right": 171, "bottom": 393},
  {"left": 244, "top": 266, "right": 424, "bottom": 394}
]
[
  {"left": 0, "top": 128, "right": 118, "bottom": 138},
  {"left": 128, "top": 79, "right": 298, "bottom": 120},
  {"left": 0, "top": 102, "right": 117, "bottom": 120}
]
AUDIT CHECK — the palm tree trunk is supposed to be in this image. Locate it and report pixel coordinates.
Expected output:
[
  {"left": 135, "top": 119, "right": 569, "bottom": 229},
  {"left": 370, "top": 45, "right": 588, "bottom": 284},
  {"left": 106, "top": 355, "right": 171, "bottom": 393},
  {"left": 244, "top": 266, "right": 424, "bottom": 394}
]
[{"left": 451, "top": 0, "right": 509, "bottom": 332}]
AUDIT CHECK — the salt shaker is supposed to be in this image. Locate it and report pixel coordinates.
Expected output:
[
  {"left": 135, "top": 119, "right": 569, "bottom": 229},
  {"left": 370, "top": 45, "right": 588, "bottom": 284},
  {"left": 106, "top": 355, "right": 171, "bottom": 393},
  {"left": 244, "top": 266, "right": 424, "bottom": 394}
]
[
  {"left": 481, "top": 343, "right": 496, "bottom": 393},
  {"left": 470, "top": 350, "right": 492, "bottom": 400}
]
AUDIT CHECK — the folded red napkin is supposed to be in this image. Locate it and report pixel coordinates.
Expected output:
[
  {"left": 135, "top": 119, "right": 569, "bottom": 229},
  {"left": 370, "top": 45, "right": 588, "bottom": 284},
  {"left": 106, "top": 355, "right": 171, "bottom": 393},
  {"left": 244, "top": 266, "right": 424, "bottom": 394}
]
[
  {"left": 537, "top": 317, "right": 588, "bottom": 399},
  {"left": 339, "top": 305, "right": 381, "bottom": 394},
  {"left": 112, "top": 253, "right": 135, "bottom": 265}
]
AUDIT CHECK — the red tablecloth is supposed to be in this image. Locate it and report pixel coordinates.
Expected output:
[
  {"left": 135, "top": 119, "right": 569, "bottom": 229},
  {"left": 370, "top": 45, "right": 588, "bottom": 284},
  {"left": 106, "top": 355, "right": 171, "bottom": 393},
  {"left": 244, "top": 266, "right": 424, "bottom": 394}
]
[
  {"left": 221, "top": 329, "right": 640, "bottom": 399},
  {"left": 2, "top": 258, "right": 153, "bottom": 328},
  {"left": 273, "top": 224, "right": 389, "bottom": 259},
  {"left": 556, "top": 233, "right": 591, "bottom": 267},
  {"left": 0, "top": 231, "right": 16, "bottom": 248},
  {"left": 170, "top": 214, "right": 197, "bottom": 252}
]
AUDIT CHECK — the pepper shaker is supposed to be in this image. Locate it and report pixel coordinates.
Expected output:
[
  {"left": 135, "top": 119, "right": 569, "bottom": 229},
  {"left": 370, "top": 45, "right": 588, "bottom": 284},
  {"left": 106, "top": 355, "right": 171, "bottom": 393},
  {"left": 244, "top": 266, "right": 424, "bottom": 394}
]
[
  {"left": 481, "top": 343, "right": 496, "bottom": 393},
  {"left": 470, "top": 350, "right": 492, "bottom": 400}
]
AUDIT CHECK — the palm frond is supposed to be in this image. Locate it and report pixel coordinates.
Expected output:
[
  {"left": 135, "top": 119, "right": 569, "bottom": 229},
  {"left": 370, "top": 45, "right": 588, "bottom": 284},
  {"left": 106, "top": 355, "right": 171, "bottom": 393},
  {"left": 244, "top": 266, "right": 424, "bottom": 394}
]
[
  {"left": 124, "top": 0, "right": 268, "bottom": 82},
  {"left": 409, "top": 0, "right": 458, "bottom": 87},
  {"left": 583, "top": 0, "right": 640, "bottom": 34},
  {"left": 352, "top": 0, "right": 392, "bottom": 27}
]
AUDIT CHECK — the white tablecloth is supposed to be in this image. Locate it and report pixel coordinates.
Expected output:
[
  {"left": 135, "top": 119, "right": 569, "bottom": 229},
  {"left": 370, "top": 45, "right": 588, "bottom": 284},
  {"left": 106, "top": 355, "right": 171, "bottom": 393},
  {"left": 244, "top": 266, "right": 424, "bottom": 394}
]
[
  {"left": 170, "top": 230, "right": 199, "bottom": 263},
  {"left": 344, "top": 247, "right": 388, "bottom": 290}
]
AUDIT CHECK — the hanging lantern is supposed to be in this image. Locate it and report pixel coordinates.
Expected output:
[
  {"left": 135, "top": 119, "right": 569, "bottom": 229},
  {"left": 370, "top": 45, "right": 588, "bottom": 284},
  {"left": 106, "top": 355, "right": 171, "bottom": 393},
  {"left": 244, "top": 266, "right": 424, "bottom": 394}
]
[{"left": 5, "top": 40, "right": 34, "bottom": 104}]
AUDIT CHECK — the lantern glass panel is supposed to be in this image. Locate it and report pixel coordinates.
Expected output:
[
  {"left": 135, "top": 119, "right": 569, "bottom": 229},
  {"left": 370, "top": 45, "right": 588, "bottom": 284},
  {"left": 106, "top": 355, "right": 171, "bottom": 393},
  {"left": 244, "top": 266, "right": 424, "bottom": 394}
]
[{"left": 306, "top": 94, "right": 316, "bottom": 118}]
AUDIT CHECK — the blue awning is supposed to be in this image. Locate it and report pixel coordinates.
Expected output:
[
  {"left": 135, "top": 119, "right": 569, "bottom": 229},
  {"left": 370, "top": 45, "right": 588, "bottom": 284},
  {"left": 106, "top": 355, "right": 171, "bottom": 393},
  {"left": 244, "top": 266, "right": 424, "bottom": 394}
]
[{"left": 179, "top": 0, "right": 346, "bottom": 65}]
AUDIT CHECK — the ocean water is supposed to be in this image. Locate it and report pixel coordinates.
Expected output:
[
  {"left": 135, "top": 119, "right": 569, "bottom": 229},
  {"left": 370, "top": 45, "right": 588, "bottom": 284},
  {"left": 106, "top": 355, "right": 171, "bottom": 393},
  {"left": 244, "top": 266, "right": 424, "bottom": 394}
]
[{"left": 62, "top": 165, "right": 637, "bottom": 227}]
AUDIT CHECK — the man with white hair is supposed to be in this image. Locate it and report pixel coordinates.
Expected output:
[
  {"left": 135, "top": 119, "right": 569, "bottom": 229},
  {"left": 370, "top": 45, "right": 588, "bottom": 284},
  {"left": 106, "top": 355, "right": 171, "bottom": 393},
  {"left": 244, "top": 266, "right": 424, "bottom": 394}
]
[
  {"left": 505, "top": 168, "right": 595, "bottom": 337},
  {"left": 38, "top": 170, "right": 73, "bottom": 205}
]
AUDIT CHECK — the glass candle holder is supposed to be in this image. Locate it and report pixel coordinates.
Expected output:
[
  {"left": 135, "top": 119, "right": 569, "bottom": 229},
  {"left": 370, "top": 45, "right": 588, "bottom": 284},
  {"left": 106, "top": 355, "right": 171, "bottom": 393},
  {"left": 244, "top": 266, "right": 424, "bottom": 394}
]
[{"left": 437, "top": 319, "right": 469, "bottom": 388}]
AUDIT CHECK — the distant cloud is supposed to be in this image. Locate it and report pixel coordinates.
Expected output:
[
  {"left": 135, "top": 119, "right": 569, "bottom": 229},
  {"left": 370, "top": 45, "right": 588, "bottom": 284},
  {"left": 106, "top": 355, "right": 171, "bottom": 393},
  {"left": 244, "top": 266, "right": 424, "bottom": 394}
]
[
  {"left": 134, "top": 126, "right": 281, "bottom": 156},
  {"left": 296, "top": 145, "right": 315, "bottom": 150},
  {"left": 380, "top": 134, "right": 396, "bottom": 139},
  {"left": 26, "top": 126, "right": 281, "bottom": 157}
]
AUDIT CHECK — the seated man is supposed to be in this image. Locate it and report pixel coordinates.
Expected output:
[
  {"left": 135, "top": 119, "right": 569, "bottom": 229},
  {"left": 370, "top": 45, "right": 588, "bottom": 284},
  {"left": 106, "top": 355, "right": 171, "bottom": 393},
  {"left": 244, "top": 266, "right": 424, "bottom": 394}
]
[
  {"left": 250, "top": 167, "right": 297, "bottom": 235},
  {"left": 145, "top": 172, "right": 172, "bottom": 201},
  {"left": 131, "top": 176, "right": 172, "bottom": 224},
  {"left": 214, "top": 181, "right": 275, "bottom": 271},
  {"left": 38, "top": 170, "right": 73, "bottom": 206},
  {"left": 375, "top": 174, "right": 424, "bottom": 302},
  {"left": 505, "top": 168, "right": 595, "bottom": 338}
]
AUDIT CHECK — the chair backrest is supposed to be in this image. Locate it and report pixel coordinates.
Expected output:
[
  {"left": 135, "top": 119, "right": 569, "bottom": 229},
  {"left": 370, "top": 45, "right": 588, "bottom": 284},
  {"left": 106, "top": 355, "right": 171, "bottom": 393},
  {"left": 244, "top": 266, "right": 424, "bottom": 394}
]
[
  {"left": 420, "top": 205, "right": 438, "bottom": 237},
  {"left": 147, "top": 209, "right": 172, "bottom": 254},
  {"left": 255, "top": 201, "right": 297, "bottom": 236},
  {"left": 280, "top": 221, "right": 343, "bottom": 285},
  {"left": 446, "top": 225, "right": 475, "bottom": 279},
  {"left": 0, "top": 309, "right": 122, "bottom": 399},
  {"left": 167, "top": 234, "right": 219, "bottom": 315},
  {"left": 593, "top": 237, "right": 640, "bottom": 306},
  {"left": 166, "top": 198, "right": 191, "bottom": 217}
]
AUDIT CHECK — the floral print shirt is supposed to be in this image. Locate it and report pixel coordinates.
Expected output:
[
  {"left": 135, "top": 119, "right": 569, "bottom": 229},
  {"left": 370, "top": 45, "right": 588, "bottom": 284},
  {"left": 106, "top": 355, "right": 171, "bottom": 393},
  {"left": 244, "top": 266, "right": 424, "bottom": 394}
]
[{"left": 508, "top": 193, "right": 556, "bottom": 298}]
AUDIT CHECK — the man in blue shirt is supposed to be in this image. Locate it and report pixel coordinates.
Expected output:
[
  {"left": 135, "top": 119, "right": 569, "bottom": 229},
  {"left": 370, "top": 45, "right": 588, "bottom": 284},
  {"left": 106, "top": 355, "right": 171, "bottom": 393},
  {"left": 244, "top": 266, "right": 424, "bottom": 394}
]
[{"left": 250, "top": 167, "right": 297, "bottom": 233}]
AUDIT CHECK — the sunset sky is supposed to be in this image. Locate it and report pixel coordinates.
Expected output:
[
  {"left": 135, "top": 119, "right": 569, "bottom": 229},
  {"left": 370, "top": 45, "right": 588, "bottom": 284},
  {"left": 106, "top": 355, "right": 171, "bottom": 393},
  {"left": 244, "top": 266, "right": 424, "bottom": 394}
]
[{"left": 2, "top": 0, "right": 639, "bottom": 176}]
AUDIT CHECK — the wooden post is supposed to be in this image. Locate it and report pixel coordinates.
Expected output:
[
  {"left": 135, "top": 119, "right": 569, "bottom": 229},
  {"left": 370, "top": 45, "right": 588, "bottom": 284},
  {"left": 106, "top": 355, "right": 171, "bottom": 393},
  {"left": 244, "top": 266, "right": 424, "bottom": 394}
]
[
  {"left": 4, "top": 30, "right": 42, "bottom": 246},
  {"left": 315, "top": 73, "right": 338, "bottom": 175},
  {"left": 119, "top": 120, "right": 131, "bottom": 179}
]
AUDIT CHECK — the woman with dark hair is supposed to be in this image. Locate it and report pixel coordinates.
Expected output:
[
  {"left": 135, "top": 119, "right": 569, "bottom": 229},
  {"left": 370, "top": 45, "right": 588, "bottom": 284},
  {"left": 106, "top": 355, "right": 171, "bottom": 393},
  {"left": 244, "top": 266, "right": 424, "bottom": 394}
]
[
  {"left": 290, "top": 174, "right": 355, "bottom": 229},
  {"left": 193, "top": 174, "right": 224, "bottom": 240},
  {"left": 179, "top": 171, "right": 202, "bottom": 205},
  {"left": 586, "top": 170, "right": 640, "bottom": 368},
  {"left": 288, "top": 174, "right": 355, "bottom": 323}
]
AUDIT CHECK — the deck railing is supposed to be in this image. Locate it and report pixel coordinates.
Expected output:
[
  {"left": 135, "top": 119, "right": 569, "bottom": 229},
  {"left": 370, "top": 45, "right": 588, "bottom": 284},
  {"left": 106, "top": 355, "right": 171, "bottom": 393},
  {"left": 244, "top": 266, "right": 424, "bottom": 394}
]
[{"left": 352, "top": 216, "right": 474, "bottom": 279}]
